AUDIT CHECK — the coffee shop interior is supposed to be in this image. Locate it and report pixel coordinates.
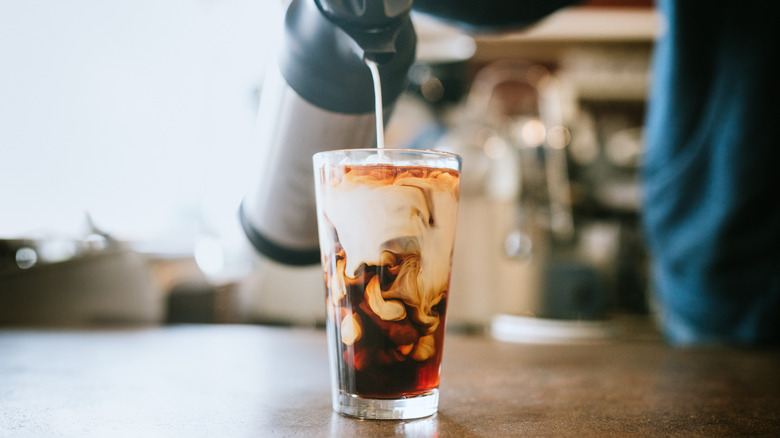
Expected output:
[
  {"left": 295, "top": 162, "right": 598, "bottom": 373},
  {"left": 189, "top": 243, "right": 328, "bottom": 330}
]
[
  {"left": 2, "top": 1, "right": 779, "bottom": 436},
  {"left": 1, "top": 0, "right": 657, "bottom": 335}
]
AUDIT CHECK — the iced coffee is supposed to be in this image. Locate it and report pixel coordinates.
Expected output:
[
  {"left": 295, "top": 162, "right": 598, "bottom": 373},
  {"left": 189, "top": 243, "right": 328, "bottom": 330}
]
[{"left": 313, "top": 149, "right": 461, "bottom": 420}]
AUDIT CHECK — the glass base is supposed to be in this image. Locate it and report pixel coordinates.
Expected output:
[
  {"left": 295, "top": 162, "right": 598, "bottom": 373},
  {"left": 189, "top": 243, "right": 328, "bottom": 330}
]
[{"left": 334, "top": 389, "right": 439, "bottom": 420}]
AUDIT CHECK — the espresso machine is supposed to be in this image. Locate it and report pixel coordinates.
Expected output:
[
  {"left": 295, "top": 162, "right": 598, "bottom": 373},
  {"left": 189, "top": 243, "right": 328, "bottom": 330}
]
[{"left": 239, "top": 0, "right": 416, "bottom": 266}]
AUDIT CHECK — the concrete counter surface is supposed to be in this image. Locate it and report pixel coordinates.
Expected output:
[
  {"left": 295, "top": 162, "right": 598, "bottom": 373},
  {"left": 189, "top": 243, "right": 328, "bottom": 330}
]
[{"left": 1, "top": 324, "right": 778, "bottom": 437}]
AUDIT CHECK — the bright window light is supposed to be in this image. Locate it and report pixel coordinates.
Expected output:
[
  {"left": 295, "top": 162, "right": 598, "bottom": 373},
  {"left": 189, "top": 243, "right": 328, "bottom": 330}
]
[{"left": 0, "top": 0, "right": 283, "bottom": 254}]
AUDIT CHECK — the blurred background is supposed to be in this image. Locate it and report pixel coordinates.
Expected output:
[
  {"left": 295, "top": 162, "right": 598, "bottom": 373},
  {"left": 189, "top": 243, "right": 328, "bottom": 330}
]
[{"left": 0, "top": 0, "right": 659, "bottom": 338}]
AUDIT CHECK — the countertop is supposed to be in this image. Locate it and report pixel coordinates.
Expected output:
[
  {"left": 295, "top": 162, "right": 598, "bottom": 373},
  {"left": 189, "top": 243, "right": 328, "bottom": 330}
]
[{"left": 1, "top": 324, "right": 778, "bottom": 437}]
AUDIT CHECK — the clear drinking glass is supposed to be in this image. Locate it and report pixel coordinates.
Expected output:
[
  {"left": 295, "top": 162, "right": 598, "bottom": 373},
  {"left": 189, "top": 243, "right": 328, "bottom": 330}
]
[{"left": 313, "top": 148, "right": 461, "bottom": 420}]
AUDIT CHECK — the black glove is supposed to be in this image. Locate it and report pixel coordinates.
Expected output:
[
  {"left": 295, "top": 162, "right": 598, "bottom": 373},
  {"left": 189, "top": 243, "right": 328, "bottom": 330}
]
[{"left": 413, "top": 0, "right": 584, "bottom": 32}]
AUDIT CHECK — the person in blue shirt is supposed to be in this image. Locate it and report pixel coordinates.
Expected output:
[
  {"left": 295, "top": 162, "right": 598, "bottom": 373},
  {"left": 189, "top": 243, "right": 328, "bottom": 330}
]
[{"left": 414, "top": 0, "right": 780, "bottom": 346}]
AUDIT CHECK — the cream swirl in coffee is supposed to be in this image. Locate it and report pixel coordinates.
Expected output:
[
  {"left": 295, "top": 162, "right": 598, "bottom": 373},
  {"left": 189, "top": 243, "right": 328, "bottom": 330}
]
[{"left": 319, "top": 165, "right": 459, "bottom": 360}]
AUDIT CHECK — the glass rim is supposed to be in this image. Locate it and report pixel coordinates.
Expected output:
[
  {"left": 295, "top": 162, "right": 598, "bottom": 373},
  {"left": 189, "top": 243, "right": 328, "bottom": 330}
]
[{"left": 313, "top": 147, "right": 461, "bottom": 161}]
